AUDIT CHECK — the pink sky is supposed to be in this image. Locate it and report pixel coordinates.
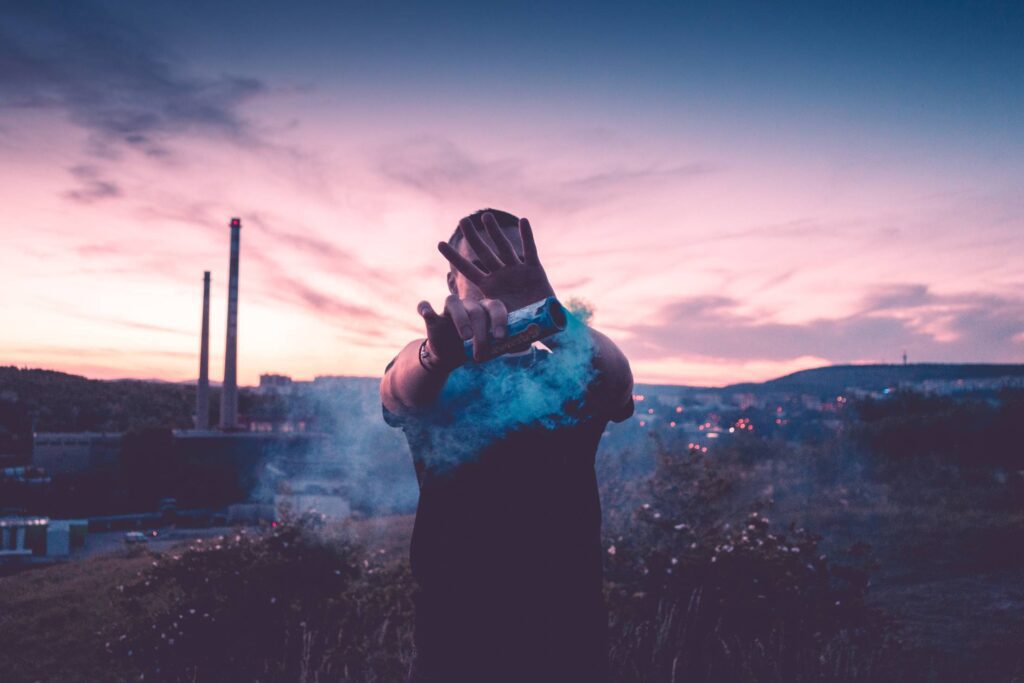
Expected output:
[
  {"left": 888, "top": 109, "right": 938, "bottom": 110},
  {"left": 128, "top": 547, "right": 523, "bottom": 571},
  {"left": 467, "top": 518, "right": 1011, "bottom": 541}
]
[{"left": 1, "top": 4, "right": 1022, "bottom": 386}]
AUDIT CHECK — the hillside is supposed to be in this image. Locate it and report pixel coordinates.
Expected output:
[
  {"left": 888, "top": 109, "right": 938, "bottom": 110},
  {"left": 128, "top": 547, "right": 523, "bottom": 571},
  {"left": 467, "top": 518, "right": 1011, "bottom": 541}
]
[
  {"left": 0, "top": 367, "right": 385, "bottom": 434},
  {"left": 0, "top": 367, "right": 198, "bottom": 432},
  {"left": 722, "top": 363, "right": 1024, "bottom": 396},
  {"left": 5, "top": 362, "right": 1024, "bottom": 433}
]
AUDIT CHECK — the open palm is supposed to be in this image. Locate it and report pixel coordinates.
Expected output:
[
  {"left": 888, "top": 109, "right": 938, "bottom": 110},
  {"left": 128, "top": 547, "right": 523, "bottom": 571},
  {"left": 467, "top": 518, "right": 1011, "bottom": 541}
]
[{"left": 437, "top": 213, "right": 555, "bottom": 311}]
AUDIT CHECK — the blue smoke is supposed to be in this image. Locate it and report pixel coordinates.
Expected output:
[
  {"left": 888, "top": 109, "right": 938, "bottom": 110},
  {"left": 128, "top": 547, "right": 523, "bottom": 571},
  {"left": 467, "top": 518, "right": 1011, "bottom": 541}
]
[{"left": 419, "top": 310, "right": 598, "bottom": 469}]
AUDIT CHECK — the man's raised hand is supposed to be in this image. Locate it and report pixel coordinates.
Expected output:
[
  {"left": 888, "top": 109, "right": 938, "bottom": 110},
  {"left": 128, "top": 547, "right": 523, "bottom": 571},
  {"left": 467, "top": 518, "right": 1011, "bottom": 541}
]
[
  {"left": 417, "top": 296, "right": 511, "bottom": 366},
  {"left": 437, "top": 213, "right": 555, "bottom": 311}
]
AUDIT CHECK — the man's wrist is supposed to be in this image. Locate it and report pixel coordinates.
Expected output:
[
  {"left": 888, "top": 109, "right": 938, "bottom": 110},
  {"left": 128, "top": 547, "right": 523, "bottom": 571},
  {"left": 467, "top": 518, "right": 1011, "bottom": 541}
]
[{"left": 418, "top": 339, "right": 456, "bottom": 374}]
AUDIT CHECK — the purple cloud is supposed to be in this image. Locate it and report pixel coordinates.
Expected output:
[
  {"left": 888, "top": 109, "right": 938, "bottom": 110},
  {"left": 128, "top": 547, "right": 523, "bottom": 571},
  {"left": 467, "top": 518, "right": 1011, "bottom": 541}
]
[
  {"left": 1, "top": 1, "right": 265, "bottom": 158},
  {"left": 64, "top": 165, "right": 121, "bottom": 203},
  {"left": 375, "top": 135, "right": 713, "bottom": 212},
  {"left": 627, "top": 284, "right": 1024, "bottom": 364}
]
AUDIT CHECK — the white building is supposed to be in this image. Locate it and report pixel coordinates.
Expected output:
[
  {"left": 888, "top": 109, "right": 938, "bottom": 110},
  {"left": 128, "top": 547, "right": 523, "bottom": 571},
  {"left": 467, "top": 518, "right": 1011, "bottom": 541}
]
[{"left": 0, "top": 517, "right": 47, "bottom": 559}]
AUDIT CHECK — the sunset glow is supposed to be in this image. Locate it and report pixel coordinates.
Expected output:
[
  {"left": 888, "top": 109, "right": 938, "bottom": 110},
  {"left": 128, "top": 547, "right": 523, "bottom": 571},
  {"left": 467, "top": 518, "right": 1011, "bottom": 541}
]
[{"left": 2, "top": 2, "right": 1022, "bottom": 385}]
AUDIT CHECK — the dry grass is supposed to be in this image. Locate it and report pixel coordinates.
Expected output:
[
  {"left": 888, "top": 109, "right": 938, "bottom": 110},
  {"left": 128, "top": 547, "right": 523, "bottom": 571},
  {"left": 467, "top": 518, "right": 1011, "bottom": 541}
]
[
  {"left": 0, "top": 553, "right": 152, "bottom": 682},
  {"left": 2, "top": 415, "right": 1022, "bottom": 683},
  {"left": 0, "top": 516, "right": 416, "bottom": 683}
]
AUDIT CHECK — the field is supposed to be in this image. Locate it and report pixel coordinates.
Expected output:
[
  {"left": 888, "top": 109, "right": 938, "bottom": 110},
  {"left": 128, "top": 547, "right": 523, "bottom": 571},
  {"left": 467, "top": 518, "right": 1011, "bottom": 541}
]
[{"left": 2, "top": 388, "right": 1023, "bottom": 681}]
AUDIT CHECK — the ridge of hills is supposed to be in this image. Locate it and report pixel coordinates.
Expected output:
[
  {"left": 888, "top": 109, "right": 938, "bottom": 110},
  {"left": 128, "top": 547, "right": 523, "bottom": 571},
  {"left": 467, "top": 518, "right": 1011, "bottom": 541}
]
[
  {"left": 719, "top": 363, "right": 1024, "bottom": 395},
  {"left": 3, "top": 363, "right": 1023, "bottom": 432}
]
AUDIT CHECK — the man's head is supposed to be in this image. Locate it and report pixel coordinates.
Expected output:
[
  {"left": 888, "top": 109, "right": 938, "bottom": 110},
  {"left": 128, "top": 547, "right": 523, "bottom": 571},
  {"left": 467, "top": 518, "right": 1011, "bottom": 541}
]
[{"left": 446, "top": 208, "right": 524, "bottom": 298}]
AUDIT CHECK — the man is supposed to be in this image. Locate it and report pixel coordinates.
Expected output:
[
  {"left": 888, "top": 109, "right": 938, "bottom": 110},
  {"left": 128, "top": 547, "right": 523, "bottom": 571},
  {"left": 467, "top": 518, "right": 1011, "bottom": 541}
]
[{"left": 380, "top": 209, "right": 634, "bottom": 682}]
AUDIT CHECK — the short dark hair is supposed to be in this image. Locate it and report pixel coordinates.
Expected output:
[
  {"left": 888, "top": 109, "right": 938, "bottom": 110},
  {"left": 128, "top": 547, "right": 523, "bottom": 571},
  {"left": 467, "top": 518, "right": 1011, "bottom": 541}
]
[{"left": 447, "top": 208, "right": 520, "bottom": 249}]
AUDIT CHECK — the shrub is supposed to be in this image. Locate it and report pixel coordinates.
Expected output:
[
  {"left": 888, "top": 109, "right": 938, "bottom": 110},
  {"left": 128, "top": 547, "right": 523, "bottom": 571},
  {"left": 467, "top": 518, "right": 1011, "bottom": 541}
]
[
  {"left": 116, "top": 513, "right": 413, "bottom": 682},
  {"left": 850, "top": 389, "right": 1024, "bottom": 470},
  {"left": 603, "top": 440, "right": 894, "bottom": 682},
  {"left": 116, "top": 437, "right": 894, "bottom": 682}
]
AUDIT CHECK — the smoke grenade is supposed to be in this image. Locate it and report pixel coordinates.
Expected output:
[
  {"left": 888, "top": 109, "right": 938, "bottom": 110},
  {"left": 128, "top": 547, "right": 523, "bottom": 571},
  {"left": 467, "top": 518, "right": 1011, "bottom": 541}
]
[
  {"left": 463, "top": 296, "right": 567, "bottom": 362},
  {"left": 419, "top": 299, "right": 597, "bottom": 470}
]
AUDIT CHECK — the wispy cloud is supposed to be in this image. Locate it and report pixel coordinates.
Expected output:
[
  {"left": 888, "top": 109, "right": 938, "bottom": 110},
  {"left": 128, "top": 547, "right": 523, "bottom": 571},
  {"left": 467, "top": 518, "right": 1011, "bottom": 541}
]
[
  {"left": 0, "top": 1, "right": 265, "bottom": 158},
  {"left": 8, "top": 345, "right": 192, "bottom": 360},
  {"left": 246, "top": 213, "right": 390, "bottom": 286},
  {"left": 376, "top": 136, "right": 517, "bottom": 198},
  {"left": 35, "top": 299, "right": 194, "bottom": 338},
  {"left": 560, "top": 163, "right": 715, "bottom": 193},
  {"left": 64, "top": 165, "right": 121, "bottom": 203},
  {"left": 241, "top": 242, "right": 401, "bottom": 329},
  {"left": 73, "top": 241, "right": 129, "bottom": 258},
  {"left": 626, "top": 284, "right": 1024, "bottom": 364},
  {"left": 261, "top": 270, "right": 380, "bottom": 323},
  {"left": 375, "top": 135, "right": 713, "bottom": 212}
]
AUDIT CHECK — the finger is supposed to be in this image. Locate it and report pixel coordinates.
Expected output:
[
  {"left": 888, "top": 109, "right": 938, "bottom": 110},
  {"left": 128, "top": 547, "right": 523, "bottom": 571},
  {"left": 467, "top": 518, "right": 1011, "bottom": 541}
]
[
  {"left": 438, "top": 242, "right": 486, "bottom": 284},
  {"left": 417, "top": 300, "right": 440, "bottom": 322},
  {"left": 463, "top": 299, "right": 489, "bottom": 361},
  {"left": 459, "top": 217, "right": 503, "bottom": 272},
  {"left": 481, "top": 212, "right": 519, "bottom": 265},
  {"left": 444, "top": 295, "right": 474, "bottom": 341},
  {"left": 519, "top": 217, "right": 540, "bottom": 265},
  {"left": 480, "top": 298, "right": 508, "bottom": 339}
]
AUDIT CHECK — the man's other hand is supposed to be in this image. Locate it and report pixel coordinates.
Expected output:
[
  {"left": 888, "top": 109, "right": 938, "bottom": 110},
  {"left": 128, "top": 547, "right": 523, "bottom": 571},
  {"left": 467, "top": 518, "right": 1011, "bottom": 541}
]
[{"left": 437, "top": 213, "right": 555, "bottom": 311}]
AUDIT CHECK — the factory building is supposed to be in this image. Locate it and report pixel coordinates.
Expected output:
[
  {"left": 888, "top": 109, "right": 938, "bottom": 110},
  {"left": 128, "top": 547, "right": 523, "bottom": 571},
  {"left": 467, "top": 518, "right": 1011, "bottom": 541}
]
[
  {"left": 12, "top": 217, "right": 349, "bottom": 520},
  {"left": 0, "top": 397, "right": 32, "bottom": 467},
  {"left": 32, "top": 433, "right": 121, "bottom": 477},
  {"left": 258, "top": 374, "right": 294, "bottom": 395}
]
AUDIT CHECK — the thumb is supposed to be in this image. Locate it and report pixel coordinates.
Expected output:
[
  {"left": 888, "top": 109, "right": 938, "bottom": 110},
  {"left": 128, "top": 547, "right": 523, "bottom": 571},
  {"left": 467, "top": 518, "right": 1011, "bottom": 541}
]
[{"left": 417, "top": 300, "right": 439, "bottom": 322}]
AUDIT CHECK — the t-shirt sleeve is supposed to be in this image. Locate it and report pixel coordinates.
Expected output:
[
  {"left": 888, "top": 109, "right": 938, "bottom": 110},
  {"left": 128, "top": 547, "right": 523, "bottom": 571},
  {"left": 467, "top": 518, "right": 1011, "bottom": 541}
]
[
  {"left": 583, "top": 358, "right": 635, "bottom": 423},
  {"left": 381, "top": 354, "right": 435, "bottom": 430},
  {"left": 382, "top": 402, "right": 405, "bottom": 428},
  {"left": 608, "top": 395, "right": 635, "bottom": 423},
  {"left": 381, "top": 355, "right": 404, "bottom": 428}
]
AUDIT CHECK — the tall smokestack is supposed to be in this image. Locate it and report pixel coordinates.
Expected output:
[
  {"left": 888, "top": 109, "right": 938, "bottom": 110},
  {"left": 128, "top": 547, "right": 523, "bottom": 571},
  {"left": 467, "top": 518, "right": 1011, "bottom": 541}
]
[
  {"left": 220, "top": 217, "right": 241, "bottom": 430},
  {"left": 195, "top": 271, "right": 211, "bottom": 430}
]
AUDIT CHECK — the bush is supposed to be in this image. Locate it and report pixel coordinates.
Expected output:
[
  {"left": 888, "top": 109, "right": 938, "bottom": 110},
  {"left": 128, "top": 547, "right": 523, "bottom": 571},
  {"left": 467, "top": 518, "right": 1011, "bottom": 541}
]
[
  {"left": 116, "top": 513, "right": 413, "bottom": 682},
  {"left": 116, "top": 437, "right": 894, "bottom": 682},
  {"left": 850, "top": 389, "right": 1024, "bottom": 470},
  {"left": 603, "top": 440, "right": 894, "bottom": 682}
]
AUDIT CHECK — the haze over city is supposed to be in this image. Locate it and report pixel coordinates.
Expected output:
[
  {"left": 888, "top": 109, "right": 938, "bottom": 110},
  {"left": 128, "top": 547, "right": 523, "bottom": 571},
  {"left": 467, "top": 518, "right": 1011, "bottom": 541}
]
[{"left": 2, "top": 1, "right": 1022, "bottom": 385}]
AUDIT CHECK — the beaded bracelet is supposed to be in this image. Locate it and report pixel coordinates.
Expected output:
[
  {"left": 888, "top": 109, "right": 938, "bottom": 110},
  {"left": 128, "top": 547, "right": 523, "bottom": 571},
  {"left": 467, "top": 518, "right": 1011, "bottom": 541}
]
[{"left": 418, "top": 339, "right": 443, "bottom": 373}]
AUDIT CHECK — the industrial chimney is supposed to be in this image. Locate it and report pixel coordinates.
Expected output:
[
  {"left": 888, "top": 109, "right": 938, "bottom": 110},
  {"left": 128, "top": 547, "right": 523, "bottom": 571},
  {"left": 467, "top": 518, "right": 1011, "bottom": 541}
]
[
  {"left": 220, "top": 218, "right": 241, "bottom": 430},
  {"left": 195, "top": 271, "right": 211, "bottom": 430}
]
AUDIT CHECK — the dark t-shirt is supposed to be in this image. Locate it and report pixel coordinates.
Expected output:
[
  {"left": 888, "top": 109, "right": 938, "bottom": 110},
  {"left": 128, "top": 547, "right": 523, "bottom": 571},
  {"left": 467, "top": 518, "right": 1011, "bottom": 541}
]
[{"left": 383, "top": 346, "right": 632, "bottom": 682}]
